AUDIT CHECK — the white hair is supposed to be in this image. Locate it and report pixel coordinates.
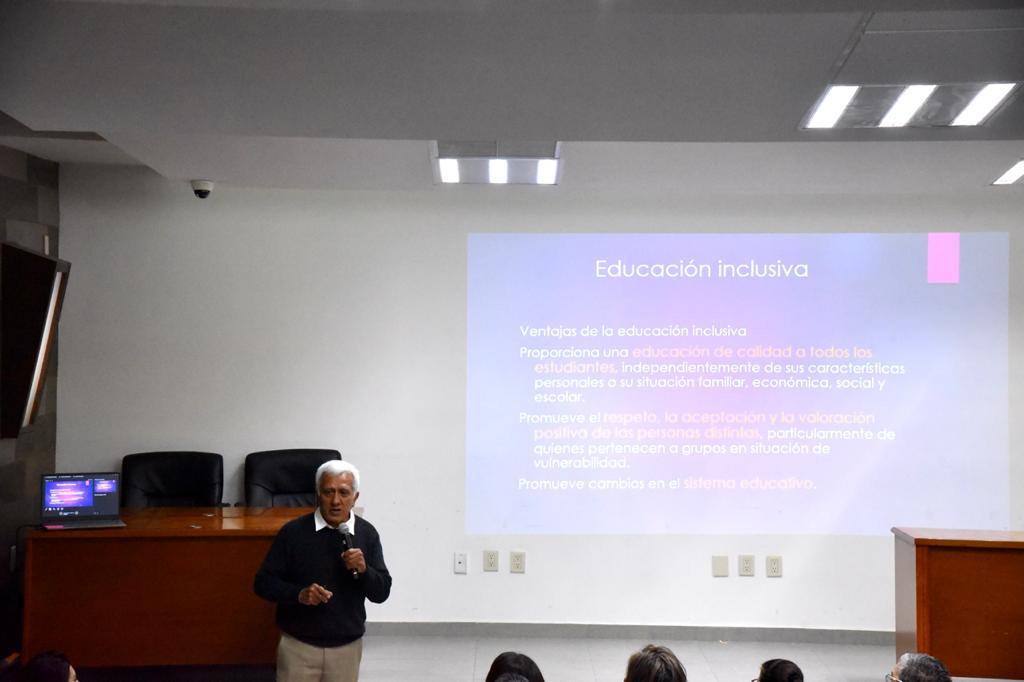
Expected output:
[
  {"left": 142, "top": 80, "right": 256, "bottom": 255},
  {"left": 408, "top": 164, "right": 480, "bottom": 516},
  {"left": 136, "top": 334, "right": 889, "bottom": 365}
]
[{"left": 315, "top": 459, "right": 360, "bottom": 492}]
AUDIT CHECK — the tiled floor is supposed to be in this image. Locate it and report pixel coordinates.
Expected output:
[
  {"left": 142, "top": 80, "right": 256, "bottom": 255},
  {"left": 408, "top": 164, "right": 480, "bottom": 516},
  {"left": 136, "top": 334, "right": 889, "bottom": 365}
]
[
  {"left": 359, "top": 635, "right": 896, "bottom": 682},
  {"left": 79, "top": 634, "right": 897, "bottom": 682},
  {"left": 83, "top": 634, "right": 1012, "bottom": 682}
]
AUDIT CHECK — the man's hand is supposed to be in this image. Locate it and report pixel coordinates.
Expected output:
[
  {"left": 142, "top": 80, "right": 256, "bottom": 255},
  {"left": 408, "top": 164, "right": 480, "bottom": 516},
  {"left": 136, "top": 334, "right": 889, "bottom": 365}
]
[
  {"left": 342, "top": 548, "right": 366, "bottom": 574},
  {"left": 298, "top": 583, "right": 333, "bottom": 605}
]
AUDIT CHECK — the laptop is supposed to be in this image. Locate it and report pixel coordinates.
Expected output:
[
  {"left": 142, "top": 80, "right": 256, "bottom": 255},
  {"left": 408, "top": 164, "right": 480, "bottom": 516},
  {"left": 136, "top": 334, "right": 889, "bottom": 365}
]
[{"left": 40, "top": 472, "right": 127, "bottom": 530}]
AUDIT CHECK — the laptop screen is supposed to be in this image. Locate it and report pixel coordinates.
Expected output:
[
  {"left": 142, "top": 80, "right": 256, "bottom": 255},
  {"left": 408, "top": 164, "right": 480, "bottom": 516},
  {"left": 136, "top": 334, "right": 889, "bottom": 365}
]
[{"left": 40, "top": 472, "right": 122, "bottom": 522}]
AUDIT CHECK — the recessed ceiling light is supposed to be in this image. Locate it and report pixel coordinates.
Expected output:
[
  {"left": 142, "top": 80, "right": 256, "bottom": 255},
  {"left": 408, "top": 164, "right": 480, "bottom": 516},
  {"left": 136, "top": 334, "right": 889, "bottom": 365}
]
[
  {"left": 951, "top": 83, "right": 1017, "bottom": 126},
  {"left": 438, "top": 158, "right": 460, "bottom": 183},
  {"left": 878, "top": 85, "right": 937, "bottom": 128},
  {"left": 805, "top": 85, "right": 859, "bottom": 129},
  {"left": 488, "top": 159, "right": 508, "bottom": 184},
  {"left": 993, "top": 160, "right": 1024, "bottom": 185},
  {"left": 802, "top": 82, "right": 1019, "bottom": 129},
  {"left": 536, "top": 159, "right": 558, "bottom": 185},
  {"left": 434, "top": 142, "right": 562, "bottom": 185}
]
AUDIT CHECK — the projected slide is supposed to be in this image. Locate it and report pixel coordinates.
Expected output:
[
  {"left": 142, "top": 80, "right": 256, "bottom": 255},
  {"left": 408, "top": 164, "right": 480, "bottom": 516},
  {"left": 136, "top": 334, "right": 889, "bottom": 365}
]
[
  {"left": 466, "top": 233, "right": 1008, "bottom": 534},
  {"left": 45, "top": 480, "right": 94, "bottom": 508}
]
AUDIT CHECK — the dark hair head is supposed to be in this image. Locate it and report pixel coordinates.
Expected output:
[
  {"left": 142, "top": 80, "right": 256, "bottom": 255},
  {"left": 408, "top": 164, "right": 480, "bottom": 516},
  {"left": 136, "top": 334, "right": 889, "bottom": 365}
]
[
  {"left": 896, "top": 653, "right": 951, "bottom": 682},
  {"left": 493, "top": 675, "right": 530, "bottom": 682},
  {"left": 759, "top": 659, "right": 804, "bottom": 682},
  {"left": 485, "top": 652, "right": 545, "bottom": 682},
  {"left": 625, "top": 644, "right": 687, "bottom": 682},
  {"left": 20, "top": 651, "right": 70, "bottom": 682}
]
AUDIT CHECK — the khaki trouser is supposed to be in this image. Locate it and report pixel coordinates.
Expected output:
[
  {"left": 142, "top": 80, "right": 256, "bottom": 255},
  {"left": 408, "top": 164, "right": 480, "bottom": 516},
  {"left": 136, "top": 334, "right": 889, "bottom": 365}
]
[{"left": 277, "top": 631, "right": 363, "bottom": 682}]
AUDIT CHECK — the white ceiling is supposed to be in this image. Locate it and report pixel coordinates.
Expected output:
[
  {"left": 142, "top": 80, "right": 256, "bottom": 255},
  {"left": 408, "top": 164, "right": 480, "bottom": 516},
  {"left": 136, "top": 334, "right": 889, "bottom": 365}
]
[{"left": 1, "top": 0, "right": 1023, "bottom": 194}]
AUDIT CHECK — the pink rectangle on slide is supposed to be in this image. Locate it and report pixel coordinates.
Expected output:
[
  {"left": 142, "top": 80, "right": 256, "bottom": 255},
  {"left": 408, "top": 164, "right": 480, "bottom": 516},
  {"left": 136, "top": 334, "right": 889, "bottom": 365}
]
[{"left": 927, "top": 232, "right": 960, "bottom": 284}]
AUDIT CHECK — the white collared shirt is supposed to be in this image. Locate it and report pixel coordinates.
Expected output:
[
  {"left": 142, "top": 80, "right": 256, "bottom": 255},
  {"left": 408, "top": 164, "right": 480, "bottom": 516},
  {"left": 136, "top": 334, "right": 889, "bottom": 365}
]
[{"left": 314, "top": 507, "right": 357, "bottom": 536}]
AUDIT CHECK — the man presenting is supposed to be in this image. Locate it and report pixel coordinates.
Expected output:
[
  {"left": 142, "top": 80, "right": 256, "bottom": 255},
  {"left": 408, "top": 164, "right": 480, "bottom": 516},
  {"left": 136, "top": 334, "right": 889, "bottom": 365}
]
[{"left": 255, "top": 460, "right": 391, "bottom": 682}]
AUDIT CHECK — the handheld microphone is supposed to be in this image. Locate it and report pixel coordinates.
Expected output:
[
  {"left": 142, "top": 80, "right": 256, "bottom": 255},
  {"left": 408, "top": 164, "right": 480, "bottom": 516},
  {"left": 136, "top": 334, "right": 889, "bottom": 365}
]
[{"left": 344, "top": 531, "right": 359, "bottom": 580}]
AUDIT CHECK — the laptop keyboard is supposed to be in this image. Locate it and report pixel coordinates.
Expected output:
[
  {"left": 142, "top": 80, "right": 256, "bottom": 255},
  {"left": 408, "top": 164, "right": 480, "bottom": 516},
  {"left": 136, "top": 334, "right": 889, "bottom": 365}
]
[{"left": 44, "top": 519, "right": 125, "bottom": 530}]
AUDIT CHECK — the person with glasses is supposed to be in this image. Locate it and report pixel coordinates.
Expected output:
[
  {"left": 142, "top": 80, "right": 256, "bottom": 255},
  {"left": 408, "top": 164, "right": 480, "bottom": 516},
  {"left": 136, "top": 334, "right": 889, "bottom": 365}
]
[
  {"left": 754, "top": 659, "right": 803, "bottom": 682},
  {"left": 888, "top": 653, "right": 952, "bottom": 682}
]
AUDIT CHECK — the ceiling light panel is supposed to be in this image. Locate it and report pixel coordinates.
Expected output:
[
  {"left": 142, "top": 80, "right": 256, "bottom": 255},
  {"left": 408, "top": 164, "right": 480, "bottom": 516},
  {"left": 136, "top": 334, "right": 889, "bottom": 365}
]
[
  {"left": 801, "top": 82, "right": 1019, "bottom": 130},
  {"left": 805, "top": 85, "right": 860, "bottom": 129},
  {"left": 993, "top": 160, "right": 1024, "bottom": 186},
  {"left": 438, "top": 158, "right": 459, "bottom": 183},
  {"left": 830, "top": 86, "right": 903, "bottom": 128},
  {"left": 536, "top": 159, "right": 558, "bottom": 185},
  {"left": 878, "top": 85, "right": 937, "bottom": 128},
  {"left": 488, "top": 159, "right": 508, "bottom": 184},
  {"left": 434, "top": 158, "right": 561, "bottom": 185},
  {"left": 952, "top": 83, "right": 1017, "bottom": 126},
  {"left": 433, "top": 141, "right": 562, "bottom": 185}
]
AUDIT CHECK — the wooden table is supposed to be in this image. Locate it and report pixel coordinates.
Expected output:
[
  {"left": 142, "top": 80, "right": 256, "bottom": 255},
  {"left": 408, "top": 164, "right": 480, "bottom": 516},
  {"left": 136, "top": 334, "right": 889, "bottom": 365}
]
[
  {"left": 893, "top": 527, "right": 1024, "bottom": 680},
  {"left": 23, "top": 506, "right": 308, "bottom": 667}
]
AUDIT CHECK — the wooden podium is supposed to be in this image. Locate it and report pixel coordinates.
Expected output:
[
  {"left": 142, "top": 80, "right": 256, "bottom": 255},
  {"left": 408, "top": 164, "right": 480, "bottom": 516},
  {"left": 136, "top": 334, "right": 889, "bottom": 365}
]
[
  {"left": 23, "top": 507, "right": 308, "bottom": 667},
  {"left": 893, "top": 527, "right": 1024, "bottom": 680}
]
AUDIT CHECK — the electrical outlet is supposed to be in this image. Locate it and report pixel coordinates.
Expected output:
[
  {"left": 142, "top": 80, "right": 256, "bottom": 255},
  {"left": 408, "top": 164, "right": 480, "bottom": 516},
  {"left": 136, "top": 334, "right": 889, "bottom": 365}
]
[
  {"left": 739, "top": 554, "right": 755, "bottom": 576},
  {"left": 454, "top": 552, "right": 467, "bottom": 574},
  {"left": 711, "top": 555, "right": 729, "bottom": 577},
  {"left": 483, "top": 550, "right": 499, "bottom": 572},
  {"left": 510, "top": 550, "right": 526, "bottom": 573},
  {"left": 766, "top": 555, "right": 783, "bottom": 577}
]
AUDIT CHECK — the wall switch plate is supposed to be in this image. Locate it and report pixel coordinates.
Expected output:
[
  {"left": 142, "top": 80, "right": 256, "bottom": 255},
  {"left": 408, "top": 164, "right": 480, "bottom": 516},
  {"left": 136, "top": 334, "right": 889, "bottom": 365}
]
[
  {"left": 739, "top": 554, "right": 755, "bottom": 576},
  {"left": 510, "top": 550, "right": 526, "bottom": 573},
  {"left": 454, "top": 552, "right": 467, "bottom": 574},
  {"left": 766, "top": 555, "right": 783, "bottom": 577},
  {"left": 711, "top": 555, "right": 729, "bottom": 577},
  {"left": 483, "top": 550, "right": 499, "bottom": 572}
]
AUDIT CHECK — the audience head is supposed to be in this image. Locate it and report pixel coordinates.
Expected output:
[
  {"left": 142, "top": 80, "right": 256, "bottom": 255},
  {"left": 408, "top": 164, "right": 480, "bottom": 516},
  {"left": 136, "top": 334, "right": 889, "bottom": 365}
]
[
  {"left": 19, "top": 651, "right": 77, "bottom": 682},
  {"left": 625, "top": 644, "right": 687, "bottom": 682},
  {"left": 757, "top": 659, "right": 803, "bottom": 682},
  {"left": 493, "top": 675, "right": 530, "bottom": 682},
  {"left": 485, "top": 651, "right": 545, "bottom": 682},
  {"left": 891, "top": 653, "right": 951, "bottom": 682}
]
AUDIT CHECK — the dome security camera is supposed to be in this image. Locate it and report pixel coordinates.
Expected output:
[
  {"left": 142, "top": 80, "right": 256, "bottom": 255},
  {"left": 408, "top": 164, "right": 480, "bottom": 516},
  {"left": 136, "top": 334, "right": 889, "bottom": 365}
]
[{"left": 190, "top": 179, "right": 214, "bottom": 199}]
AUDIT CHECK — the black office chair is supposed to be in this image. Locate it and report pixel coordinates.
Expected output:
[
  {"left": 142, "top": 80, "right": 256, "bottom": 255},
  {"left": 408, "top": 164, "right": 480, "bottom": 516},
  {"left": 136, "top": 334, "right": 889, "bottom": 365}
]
[
  {"left": 244, "top": 448, "right": 341, "bottom": 507},
  {"left": 121, "top": 451, "right": 224, "bottom": 507}
]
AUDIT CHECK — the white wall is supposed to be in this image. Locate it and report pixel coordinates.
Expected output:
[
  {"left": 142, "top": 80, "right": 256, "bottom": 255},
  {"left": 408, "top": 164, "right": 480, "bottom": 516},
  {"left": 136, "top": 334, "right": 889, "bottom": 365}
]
[{"left": 57, "top": 163, "right": 1024, "bottom": 632}]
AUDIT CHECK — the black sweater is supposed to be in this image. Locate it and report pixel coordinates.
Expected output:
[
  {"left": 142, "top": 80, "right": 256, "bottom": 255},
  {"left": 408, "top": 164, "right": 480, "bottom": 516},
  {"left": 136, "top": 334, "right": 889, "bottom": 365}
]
[{"left": 254, "top": 513, "right": 391, "bottom": 647}]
